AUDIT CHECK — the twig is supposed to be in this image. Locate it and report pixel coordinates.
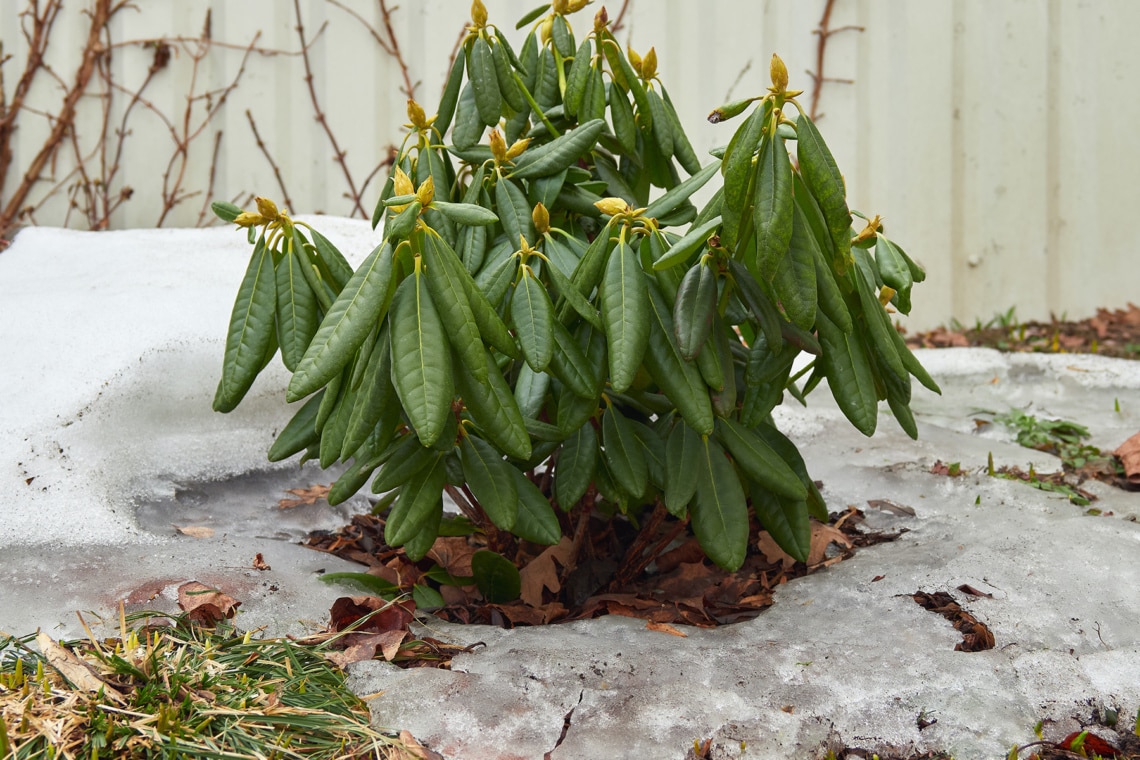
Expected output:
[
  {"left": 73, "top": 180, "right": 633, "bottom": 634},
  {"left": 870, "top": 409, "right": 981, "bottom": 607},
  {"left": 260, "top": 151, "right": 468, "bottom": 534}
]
[
  {"left": 294, "top": 0, "right": 367, "bottom": 218},
  {"left": 806, "top": 0, "right": 864, "bottom": 121},
  {"left": 326, "top": 0, "right": 419, "bottom": 100},
  {"left": 195, "top": 130, "right": 224, "bottom": 227},
  {"left": 607, "top": 500, "right": 670, "bottom": 590},
  {"left": 0, "top": 0, "right": 116, "bottom": 233},
  {"left": 610, "top": 0, "right": 632, "bottom": 34},
  {"left": 246, "top": 109, "right": 295, "bottom": 211}
]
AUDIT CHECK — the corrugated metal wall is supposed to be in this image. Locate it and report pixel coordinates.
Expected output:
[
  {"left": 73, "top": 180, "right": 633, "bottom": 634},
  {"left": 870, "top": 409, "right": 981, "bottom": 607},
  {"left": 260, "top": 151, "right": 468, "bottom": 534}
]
[{"left": 3, "top": 0, "right": 1138, "bottom": 330}]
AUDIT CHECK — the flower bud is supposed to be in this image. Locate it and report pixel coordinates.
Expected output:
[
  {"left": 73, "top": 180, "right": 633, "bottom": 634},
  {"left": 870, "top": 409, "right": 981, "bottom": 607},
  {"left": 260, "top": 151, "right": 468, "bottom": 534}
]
[
  {"left": 393, "top": 166, "right": 414, "bottom": 197},
  {"left": 627, "top": 45, "right": 642, "bottom": 77},
  {"left": 770, "top": 53, "right": 789, "bottom": 92},
  {"left": 540, "top": 15, "right": 554, "bottom": 44},
  {"left": 593, "top": 7, "right": 608, "bottom": 34},
  {"left": 594, "top": 197, "right": 629, "bottom": 217},
  {"left": 489, "top": 128, "right": 508, "bottom": 163},
  {"left": 407, "top": 99, "right": 428, "bottom": 130},
  {"left": 532, "top": 202, "right": 550, "bottom": 234},
  {"left": 568, "top": 0, "right": 590, "bottom": 11},
  {"left": 471, "top": 0, "right": 487, "bottom": 28},
  {"left": 416, "top": 175, "right": 435, "bottom": 207},
  {"left": 641, "top": 47, "right": 657, "bottom": 81},
  {"left": 255, "top": 196, "right": 280, "bottom": 221},
  {"left": 233, "top": 211, "right": 267, "bottom": 228},
  {"left": 505, "top": 137, "right": 531, "bottom": 160},
  {"left": 552, "top": 0, "right": 570, "bottom": 15}
]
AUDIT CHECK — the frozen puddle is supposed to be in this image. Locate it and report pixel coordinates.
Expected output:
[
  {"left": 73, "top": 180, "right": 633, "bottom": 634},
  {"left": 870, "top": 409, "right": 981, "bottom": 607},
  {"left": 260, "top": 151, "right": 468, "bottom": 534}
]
[{"left": 132, "top": 465, "right": 364, "bottom": 542}]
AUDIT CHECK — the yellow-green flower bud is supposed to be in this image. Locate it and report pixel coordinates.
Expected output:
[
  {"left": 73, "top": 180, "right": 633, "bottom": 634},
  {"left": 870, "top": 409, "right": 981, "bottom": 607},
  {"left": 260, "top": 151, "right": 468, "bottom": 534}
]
[
  {"left": 641, "top": 47, "right": 657, "bottom": 81},
  {"left": 471, "top": 0, "right": 487, "bottom": 28},
  {"left": 233, "top": 211, "right": 267, "bottom": 228},
  {"left": 506, "top": 137, "right": 531, "bottom": 160},
  {"left": 594, "top": 197, "right": 629, "bottom": 217},
  {"left": 770, "top": 53, "right": 789, "bottom": 92},
  {"left": 255, "top": 196, "right": 280, "bottom": 221},
  {"left": 416, "top": 175, "right": 435, "bottom": 207},
  {"left": 392, "top": 166, "right": 415, "bottom": 198},
  {"left": 489, "top": 129, "right": 508, "bottom": 164},
  {"left": 407, "top": 99, "right": 428, "bottom": 130},
  {"left": 532, "top": 202, "right": 550, "bottom": 234}
]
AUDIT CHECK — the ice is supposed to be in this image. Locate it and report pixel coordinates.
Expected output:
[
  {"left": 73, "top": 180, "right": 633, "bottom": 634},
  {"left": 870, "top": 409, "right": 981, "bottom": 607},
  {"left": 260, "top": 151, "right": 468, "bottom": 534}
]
[{"left": 3, "top": 221, "right": 1140, "bottom": 758}]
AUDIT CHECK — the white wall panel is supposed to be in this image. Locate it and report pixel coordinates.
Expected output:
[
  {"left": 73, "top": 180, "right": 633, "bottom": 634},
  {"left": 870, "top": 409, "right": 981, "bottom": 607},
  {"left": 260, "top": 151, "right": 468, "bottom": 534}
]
[{"left": 3, "top": 0, "right": 1138, "bottom": 329}]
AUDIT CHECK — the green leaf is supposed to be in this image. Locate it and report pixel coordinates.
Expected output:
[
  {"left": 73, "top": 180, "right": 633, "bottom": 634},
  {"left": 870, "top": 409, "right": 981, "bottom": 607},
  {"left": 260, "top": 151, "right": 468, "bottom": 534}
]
[
  {"left": 715, "top": 418, "right": 807, "bottom": 500},
  {"left": 549, "top": 318, "right": 601, "bottom": 398},
  {"left": 275, "top": 243, "right": 318, "bottom": 373},
  {"left": 421, "top": 232, "right": 488, "bottom": 383},
  {"left": 601, "top": 238, "right": 650, "bottom": 392},
  {"left": 664, "top": 420, "right": 700, "bottom": 516},
  {"left": 643, "top": 279, "right": 714, "bottom": 435},
  {"left": 647, "top": 88, "right": 674, "bottom": 159},
  {"left": 772, "top": 200, "right": 818, "bottom": 331},
  {"left": 287, "top": 241, "right": 394, "bottom": 402},
  {"left": 662, "top": 86, "right": 701, "bottom": 175},
  {"left": 674, "top": 260, "right": 718, "bottom": 361},
  {"left": 341, "top": 327, "right": 397, "bottom": 459},
  {"left": 455, "top": 349, "right": 532, "bottom": 461},
  {"left": 796, "top": 113, "right": 852, "bottom": 270},
  {"left": 308, "top": 227, "right": 354, "bottom": 291},
  {"left": 511, "top": 468, "right": 562, "bottom": 545},
  {"left": 211, "top": 200, "right": 241, "bottom": 223},
  {"left": 693, "top": 436, "right": 749, "bottom": 571},
  {"left": 544, "top": 246, "right": 602, "bottom": 329},
  {"left": 214, "top": 236, "right": 277, "bottom": 412},
  {"left": 435, "top": 235, "right": 519, "bottom": 358},
  {"left": 412, "top": 584, "right": 446, "bottom": 610},
  {"left": 608, "top": 81, "right": 637, "bottom": 155},
  {"left": 601, "top": 404, "right": 648, "bottom": 499},
  {"left": 495, "top": 178, "right": 534, "bottom": 249},
  {"left": 384, "top": 454, "right": 446, "bottom": 547},
  {"left": 513, "top": 362, "right": 549, "bottom": 419},
  {"left": 555, "top": 422, "right": 597, "bottom": 509},
  {"left": 389, "top": 268, "right": 455, "bottom": 447},
  {"left": 651, "top": 215, "right": 721, "bottom": 270},
  {"left": 750, "top": 486, "right": 810, "bottom": 563},
  {"left": 268, "top": 391, "right": 324, "bottom": 462},
  {"left": 434, "top": 49, "right": 466, "bottom": 136},
  {"left": 372, "top": 434, "right": 435, "bottom": 493},
  {"left": 319, "top": 572, "right": 398, "bottom": 598},
  {"left": 753, "top": 133, "right": 794, "bottom": 281},
  {"left": 453, "top": 82, "right": 484, "bottom": 150},
  {"left": 510, "top": 119, "right": 607, "bottom": 179},
  {"left": 491, "top": 36, "right": 526, "bottom": 113},
  {"left": 468, "top": 36, "right": 502, "bottom": 126},
  {"left": 579, "top": 63, "right": 606, "bottom": 123},
  {"left": 817, "top": 309, "right": 877, "bottom": 436},
  {"left": 432, "top": 201, "right": 499, "bottom": 227},
  {"left": 751, "top": 422, "right": 829, "bottom": 521},
  {"left": 644, "top": 159, "right": 719, "bottom": 220},
  {"left": 720, "top": 102, "right": 769, "bottom": 248},
  {"left": 460, "top": 434, "right": 518, "bottom": 530},
  {"left": 512, "top": 267, "right": 555, "bottom": 372},
  {"left": 563, "top": 38, "right": 592, "bottom": 117},
  {"left": 471, "top": 550, "right": 521, "bottom": 603}
]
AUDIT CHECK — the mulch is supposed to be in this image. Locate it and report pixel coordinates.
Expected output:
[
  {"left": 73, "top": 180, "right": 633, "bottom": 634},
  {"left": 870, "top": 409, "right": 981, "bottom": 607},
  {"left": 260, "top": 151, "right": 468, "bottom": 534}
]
[{"left": 904, "top": 303, "right": 1140, "bottom": 360}]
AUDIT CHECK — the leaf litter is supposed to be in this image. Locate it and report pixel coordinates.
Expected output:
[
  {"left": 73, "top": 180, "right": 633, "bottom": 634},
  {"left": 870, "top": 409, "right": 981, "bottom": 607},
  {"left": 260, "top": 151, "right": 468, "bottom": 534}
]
[{"left": 305, "top": 500, "right": 908, "bottom": 640}]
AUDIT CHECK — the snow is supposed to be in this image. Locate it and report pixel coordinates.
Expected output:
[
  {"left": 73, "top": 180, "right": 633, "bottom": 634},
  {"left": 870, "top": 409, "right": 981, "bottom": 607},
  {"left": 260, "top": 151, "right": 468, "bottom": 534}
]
[{"left": 0, "top": 217, "right": 382, "bottom": 546}]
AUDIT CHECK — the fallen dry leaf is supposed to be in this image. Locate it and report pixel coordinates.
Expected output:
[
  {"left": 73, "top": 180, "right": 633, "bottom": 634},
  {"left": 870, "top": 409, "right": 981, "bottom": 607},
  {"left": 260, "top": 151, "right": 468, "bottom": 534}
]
[
  {"left": 177, "top": 581, "right": 240, "bottom": 624},
  {"left": 328, "top": 596, "right": 415, "bottom": 635},
  {"left": 807, "top": 523, "right": 855, "bottom": 566},
  {"left": 1115, "top": 431, "right": 1140, "bottom": 485},
  {"left": 645, "top": 620, "right": 687, "bottom": 637},
  {"left": 36, "top": 632, "right": 125, "bottom": 702},
  {"left": 519, "top": 536, "right": 576, "bottom": 607},
  {"left": 252, "top": 553, "right": 271, "bottom": 571},
  {"left": 278, "top": 484, "right": 330, "bottom": 509},
  {"left": 174, "top": 525, "right": 214, "bottom": 538}
]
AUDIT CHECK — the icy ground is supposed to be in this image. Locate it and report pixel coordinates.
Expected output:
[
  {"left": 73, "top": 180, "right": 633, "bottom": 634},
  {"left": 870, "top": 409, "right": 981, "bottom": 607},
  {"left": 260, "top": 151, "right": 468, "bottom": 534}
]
[{"left": 1, "top": 220, "right": 1138, "bottom": 758}]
